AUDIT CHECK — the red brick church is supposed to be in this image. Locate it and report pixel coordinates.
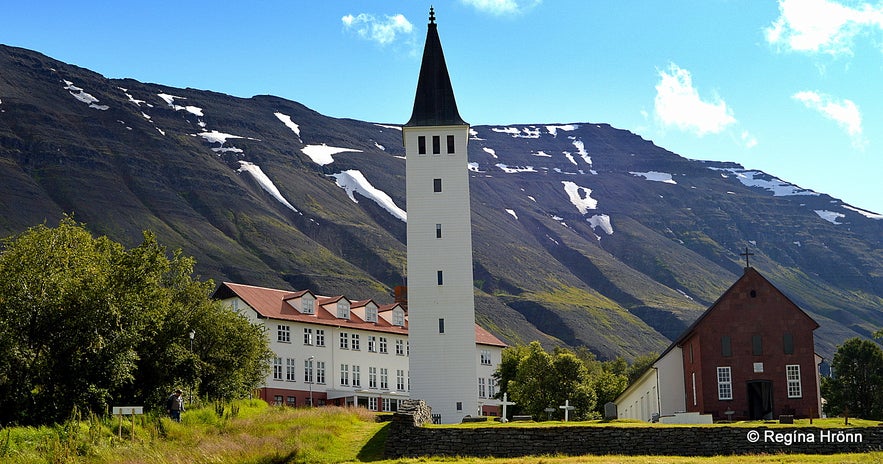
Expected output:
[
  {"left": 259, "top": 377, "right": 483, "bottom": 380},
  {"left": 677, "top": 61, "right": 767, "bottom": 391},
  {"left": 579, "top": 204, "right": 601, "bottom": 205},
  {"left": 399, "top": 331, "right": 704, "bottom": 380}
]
[{"left": 616, "top": 266, "right": 822, "bottom": 422}]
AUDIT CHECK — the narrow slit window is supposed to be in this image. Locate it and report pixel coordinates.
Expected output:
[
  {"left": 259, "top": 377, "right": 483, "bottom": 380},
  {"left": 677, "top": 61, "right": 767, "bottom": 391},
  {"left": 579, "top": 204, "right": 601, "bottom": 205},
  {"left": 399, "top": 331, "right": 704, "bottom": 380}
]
[
  {"left": 418, "top": 136, "right": 427, "bottom": 155},
  {"left": 432, "top": 135, "right": 441, "bottom": 154},
  {"left": 446, "top": 135, "right": 455, "bottom": 154},
  {"left": 437, "top": 270, "right": 443, "bottom": 285},
  {"left": 721, "top": 335, "right": 732, "bottom": 357},
  {"left": 433, "top": 178, "right": 442, "bottom": 192},
  {"left": 436, "top": 223, "right": 442, "bottom": 238},
  {"left": 783, "top": 333, "right": 794, "bottom": 355},
  {"left": 438, "top": 318, "right": 445, "bottom": 333},
  {"left": 752, "top": 334, "right": 763, "bottom": 356}
]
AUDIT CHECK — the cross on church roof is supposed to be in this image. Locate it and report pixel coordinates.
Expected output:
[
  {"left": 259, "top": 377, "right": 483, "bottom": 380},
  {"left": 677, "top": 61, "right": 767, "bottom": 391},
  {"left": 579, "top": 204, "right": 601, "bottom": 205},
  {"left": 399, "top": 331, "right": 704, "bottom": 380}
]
[
  {"left": 740, "top": 247, "right": 755, "bottom": 269},
  {"left": 429, "top": 6, "right": 436, "bottom": 24}
]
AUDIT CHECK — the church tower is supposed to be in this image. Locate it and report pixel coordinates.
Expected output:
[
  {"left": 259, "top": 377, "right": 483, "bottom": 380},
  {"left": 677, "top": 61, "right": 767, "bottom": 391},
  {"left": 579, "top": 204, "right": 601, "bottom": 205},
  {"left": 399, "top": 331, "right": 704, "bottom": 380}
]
[{"left": 404, "top": 7, "right": 477, "bottom": 423}]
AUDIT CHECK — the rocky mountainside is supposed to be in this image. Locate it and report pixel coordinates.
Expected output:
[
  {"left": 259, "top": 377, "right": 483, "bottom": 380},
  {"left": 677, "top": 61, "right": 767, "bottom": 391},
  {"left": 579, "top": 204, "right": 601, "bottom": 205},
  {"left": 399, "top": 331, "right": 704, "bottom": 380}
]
[{"left": 1, "top": 45, "right": 881, "bottom": 359}]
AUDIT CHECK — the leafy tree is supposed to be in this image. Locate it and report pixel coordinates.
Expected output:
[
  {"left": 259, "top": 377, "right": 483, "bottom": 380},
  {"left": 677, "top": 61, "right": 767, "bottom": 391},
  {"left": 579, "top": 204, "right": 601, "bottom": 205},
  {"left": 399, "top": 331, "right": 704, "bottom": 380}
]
[
  {"left": 0, "top": 217, "right": 271, "bottom": 425},
  {"left": 821, "top": 337, "right": 883, "bottom": 420},
  {"left": 625, "top": 352, "right": 658, "bottom": 384}
]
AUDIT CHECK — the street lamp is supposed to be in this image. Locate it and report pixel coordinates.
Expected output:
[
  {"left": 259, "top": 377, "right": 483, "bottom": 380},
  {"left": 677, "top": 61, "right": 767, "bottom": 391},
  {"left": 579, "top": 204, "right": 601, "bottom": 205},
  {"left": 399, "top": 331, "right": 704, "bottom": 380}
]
[
  {"left": 307, "top": 356, "right": 315, "bottom": 407},
  {"left": 189, "top": 330, "right": 195, "bottom": 405}
]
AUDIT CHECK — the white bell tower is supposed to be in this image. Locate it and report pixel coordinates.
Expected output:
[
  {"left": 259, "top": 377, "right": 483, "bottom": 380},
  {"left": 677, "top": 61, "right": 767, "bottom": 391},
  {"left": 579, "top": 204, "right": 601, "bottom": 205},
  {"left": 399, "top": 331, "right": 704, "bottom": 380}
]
[{"left": 403, "top": 7, "right": 477, "bottom": 424}]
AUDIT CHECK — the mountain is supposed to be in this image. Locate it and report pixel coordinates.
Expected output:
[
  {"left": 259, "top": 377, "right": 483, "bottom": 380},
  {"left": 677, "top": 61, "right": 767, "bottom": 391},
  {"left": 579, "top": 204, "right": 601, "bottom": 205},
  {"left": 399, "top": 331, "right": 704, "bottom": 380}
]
[{"left": 1, "top": 45, "right": 881, "bottom": 360}]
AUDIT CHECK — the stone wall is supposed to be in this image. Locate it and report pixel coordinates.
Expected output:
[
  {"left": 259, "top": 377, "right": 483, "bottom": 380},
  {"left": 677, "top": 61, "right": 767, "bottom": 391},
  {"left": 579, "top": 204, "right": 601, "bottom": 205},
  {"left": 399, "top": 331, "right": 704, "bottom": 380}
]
[{"left": 384, "top": 420, "right": 883, "bottom": 458}]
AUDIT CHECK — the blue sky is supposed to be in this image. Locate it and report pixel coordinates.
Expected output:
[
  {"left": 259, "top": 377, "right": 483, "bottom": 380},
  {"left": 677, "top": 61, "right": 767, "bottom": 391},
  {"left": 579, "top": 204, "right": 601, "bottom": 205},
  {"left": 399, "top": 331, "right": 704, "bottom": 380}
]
[{"left": 4, "top": 1, "right": 882, "bottom": 215}]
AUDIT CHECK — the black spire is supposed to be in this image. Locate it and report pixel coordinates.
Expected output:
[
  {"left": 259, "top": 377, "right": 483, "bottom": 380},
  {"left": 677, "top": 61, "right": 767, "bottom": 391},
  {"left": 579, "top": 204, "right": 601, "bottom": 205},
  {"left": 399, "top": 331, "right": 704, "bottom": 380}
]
[{"left": 405, "top": 7, "right": 467, "bottom": 127}]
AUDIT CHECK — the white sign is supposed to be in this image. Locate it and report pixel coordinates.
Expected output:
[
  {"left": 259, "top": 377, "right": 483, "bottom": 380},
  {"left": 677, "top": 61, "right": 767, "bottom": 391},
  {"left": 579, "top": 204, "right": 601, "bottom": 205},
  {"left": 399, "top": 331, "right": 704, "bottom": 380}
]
[{"left": 112, "top": 406, "right": 143, "bottom": 415}]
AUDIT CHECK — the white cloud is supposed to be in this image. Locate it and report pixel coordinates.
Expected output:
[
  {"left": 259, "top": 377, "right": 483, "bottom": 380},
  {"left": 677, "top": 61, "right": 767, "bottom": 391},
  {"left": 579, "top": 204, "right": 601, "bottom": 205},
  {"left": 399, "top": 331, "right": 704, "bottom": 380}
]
[
  {"left": 653, "top": 63, "right": 736, "bottom": 136},
  {"left": 460, "top": 0, "right": 542, "bottom": 16},
  {"left": 765, "top": 0, "right": 883, "bottom": 55},
  {"left": 741, "top": 131, "right": 758, "bottom": 149},
  {"left": 792, "top": 90, "right": 866, "bottom": 148},
  {"left": 341, "top": 13, "right": 413, "bottom": 46}
]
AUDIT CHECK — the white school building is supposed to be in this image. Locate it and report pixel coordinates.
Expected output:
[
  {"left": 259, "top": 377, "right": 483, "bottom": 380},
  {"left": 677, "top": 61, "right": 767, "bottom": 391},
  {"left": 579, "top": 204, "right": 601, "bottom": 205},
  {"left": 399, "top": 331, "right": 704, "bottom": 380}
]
[{"left": 212, "top": 282, "right": 506, "bottom": 418}]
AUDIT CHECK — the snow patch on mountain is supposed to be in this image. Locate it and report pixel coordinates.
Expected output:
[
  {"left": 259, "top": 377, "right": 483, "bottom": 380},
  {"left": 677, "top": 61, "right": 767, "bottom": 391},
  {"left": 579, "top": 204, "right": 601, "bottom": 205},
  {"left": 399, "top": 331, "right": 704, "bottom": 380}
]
[
  {"left": 274, "top": 112, "right": 302, "bottom": 142},
  {"left": 237, "top": 161, "right": 299, "bottom": 213},
  {"left": 587, "top": 214, "right": 613, "bottom": 236},
  {"left": 329, "top": 170, "right": 407, "bottom": 222},
  {"left": 301, "top": 144, "right": 362, "bottom": 166},
  {"left": 570, "top": 138, "right": 592, "bottom": 165},
  {"left": 561, "top": 181, "right": 598, "bottom": 214},
  {"left": 157, "top": 93, "right": 204, "bottom": 117},
  {"left": 815, "top": 210, "right": 844, "bottom": 225},
  {"left": 546, "top": 124, "right": 577, "bottom": 137},
  {"left": 482, "top": 147, "right": 498, "bottom": 158},
  {"left": 631, "top": 171, "right": 677, "bottom": 184},
  {"left": 468, "top": 162, "right": 481, "bottom": 172},
  {"left": 493, "top": 126, "right": 541, "bottom": 138},
  {"left": 532, "top": 151, "right": 551, "bottom": 157},
  {"left": 496, "top": 164, "right": 537, "bottom": 173},
  {"left": 63, "top": 80, "right": 108, "bottom": 110},
  {"left": 505, "top": 209, "right": 518, "bottom": 220},
  {"left": 842, "top": 205, "right": 883, "bottom": 220},
  {"left": 709, "top": 168, "right": 819, "bottom": 197}
]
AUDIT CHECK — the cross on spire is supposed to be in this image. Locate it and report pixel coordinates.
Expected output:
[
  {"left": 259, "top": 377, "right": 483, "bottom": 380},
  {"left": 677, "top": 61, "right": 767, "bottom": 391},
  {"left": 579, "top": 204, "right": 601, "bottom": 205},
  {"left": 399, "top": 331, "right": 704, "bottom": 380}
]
[
  {"left": 740, "top": 247, "right": 755, "bottom": 269},
  {"left": 429, "top": 6, "right": 436, "bottom": 24}
]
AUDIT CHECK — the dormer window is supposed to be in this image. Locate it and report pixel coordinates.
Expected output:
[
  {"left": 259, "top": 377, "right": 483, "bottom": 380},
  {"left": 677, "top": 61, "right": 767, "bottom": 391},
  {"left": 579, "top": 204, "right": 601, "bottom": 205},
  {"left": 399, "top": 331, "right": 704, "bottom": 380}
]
[
  {"left": 365, "top": 305, "right": 378, "bottom": 323},
  {"left": 301, "top": 294, "right": 315, "bottom": 314},
  {"left": 337, "top": 300, "right": 350, "bottom": 319},
  {"left": 392, "top": 308, "right": 405, "bottom": 326}
]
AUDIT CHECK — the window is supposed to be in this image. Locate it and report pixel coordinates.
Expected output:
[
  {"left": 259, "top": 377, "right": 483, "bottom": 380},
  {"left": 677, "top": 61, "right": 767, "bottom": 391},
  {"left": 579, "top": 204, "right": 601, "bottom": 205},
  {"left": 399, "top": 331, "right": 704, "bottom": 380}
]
[
  {"left": 316, "top": 329, "right": 325, "bottom": 347},
  {"left": 368, "top": 397, "right": 377, "bottom": 410},
  {"left": 418, "top": 136, "right": 426, "bottom": 155},
  {"left": 286, "top": 358, "right": 297, "bottom": 381},
  {"left": 301, "top": 294, "right": 315, "bottom": 314},
  {"left": 437, "top": 270, "right": 444, "bottom": 285},
  {"left": 395, "top": 339, "right": 405, "bottom": 356},
  {"left": 352, "top": 365, "right": 361, "bottom": 387},
  {"left": 752, "top": 334, "right": 763, "bottom": 355},
  {"left": 436, "top": 223, "right": 442, "bottom": 238},
  {"left": 721, "top": 336, "right": 732, "bottom": 357},
  {"left": 787, "top": 365, "right": 802, "bottom": 398},
  {"left": 380, "top": 368, "right": 389, "bottom": 389},
  {"left": 273, "top": 357, "right": 283, "bottom": 381},
  {"left": 481, "top": 349, "right": 492, "bottom": 365},
  {"left": 393, "top": 309, "right": 405, "bottom": 326},
  {"left": 379, "top": 337, "right": 388, "bottom": 354},
  {"left": 783, "top": 333, "right": 794, "bottom": 355},
  {"left": 304, "top": 358, "right": 314, "bottom": 384},
  {"left": 396, "top": 369, "right": 405, "bottom": 390},
  {"left": 488, "top": 378, "right": 497, "bottom": 398},
  {"left": 479, "top": 378, "right": 486, "bottom": 398},
  {"left": 456, "top": 402, "right": 462, "bottom": 411},
  {"left": 316, "top": 361, "right": 326, "bottom": 384},
  {"left": 286, "top": 396, "right": 296, "bottom": 407},
  {"left": 277, "top": 325, "right": 291, "bottom": 343},
  {"left": 368, "top": 335, "right": 377, "bottom": 352},
  {"left": 369, "top": 367, "right": 377, "bottom": 388},
  {"left": 438, "top": 318, "right": 445, "bottom": 334},
  {"left": 382, "top": 397, "right": 392, "bottom": 412},
  {"left": 339, "top": 332, "right": 349, "bottom": 350},
  {"left": 340, "top": 364, "right": 349, "bottom": 386},
  {"left": 447, "top": 135, "right": 455, "bottom": 154},
  {"left": 303, "top": 328, "right": 313, "bottom": 345},
  {"left": 365, "top": 307, "right": 378, "bottom": 323},
  {"left": 352, "top": 333, "right": 360, "bottom": 351},
  {"left": 273, "top": 395, "right": 283, "bottom": 406},
  {"left": 433, "top": 178, "right": 442, "bottom": 192},
  {"left": 337, "top": 300, "right": 350, "bottom": 319},
  {"left": 717, "top": 367, "right": 733, "bottom": 400},
  {"left": 432, "top": 135, "right": 440, "bottom": 154},
  {"left": 691, "top": 372, "right": 697, "bottom": 406}
]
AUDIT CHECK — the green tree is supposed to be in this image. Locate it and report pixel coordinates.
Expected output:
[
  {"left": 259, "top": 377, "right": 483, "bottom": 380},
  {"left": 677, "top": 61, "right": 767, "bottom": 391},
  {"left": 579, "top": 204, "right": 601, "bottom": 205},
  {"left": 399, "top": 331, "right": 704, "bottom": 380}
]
[
  {"left": 0, "top": 218, "right": 270, "bottom": 425},
  {"left": 821, "top": 337, "right": 883, "bottom": 420}
]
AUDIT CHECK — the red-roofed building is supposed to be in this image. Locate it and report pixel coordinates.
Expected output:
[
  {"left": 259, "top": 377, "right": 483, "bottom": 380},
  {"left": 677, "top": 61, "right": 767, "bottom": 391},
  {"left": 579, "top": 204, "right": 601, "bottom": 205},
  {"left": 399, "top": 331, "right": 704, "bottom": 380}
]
[{"left": 212, "top": 282, "right": 506, "bottom": 415}]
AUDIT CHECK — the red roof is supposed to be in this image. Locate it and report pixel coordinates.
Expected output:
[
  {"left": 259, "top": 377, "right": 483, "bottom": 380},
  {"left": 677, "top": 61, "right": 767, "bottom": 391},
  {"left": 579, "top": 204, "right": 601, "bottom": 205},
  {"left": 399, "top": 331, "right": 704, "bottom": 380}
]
[{"left": 213, "top": 282, "right": 506, "bottom": 347}]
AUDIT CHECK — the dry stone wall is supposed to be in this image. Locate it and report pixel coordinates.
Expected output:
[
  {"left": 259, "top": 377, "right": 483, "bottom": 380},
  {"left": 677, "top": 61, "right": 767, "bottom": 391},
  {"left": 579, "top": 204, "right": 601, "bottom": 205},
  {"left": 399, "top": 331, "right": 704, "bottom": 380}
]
[{"left": 384, "top": 406, "right": 883, "bottom": 458}]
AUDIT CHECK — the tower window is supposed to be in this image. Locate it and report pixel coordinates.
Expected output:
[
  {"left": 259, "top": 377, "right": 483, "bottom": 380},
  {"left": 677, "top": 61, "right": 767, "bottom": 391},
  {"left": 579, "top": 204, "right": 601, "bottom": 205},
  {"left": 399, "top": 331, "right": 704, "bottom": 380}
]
[
  {"left": 783, "top": 332, "right": 794, "bottom": 354},
  {"left": 433, "top": 178, "right": 442, "bottom": 192},
  {"left": 439, "top": 318, "right": 445, "bottom": 333},
  {"left": 752, "top": 334, "right": 763, "bottom": 355},
  {"left": 418, "top": 136, "right": 426, "bottom": 155},
  {"left": 436, "top": 223, "right": 442, "bottom": 238},
  {"left": 721, "top": 335, "right": 732, "bottom": 357},
  {"left": 432, "top": 135, "right": 441, "bottom": 154},
  {"left": 447, "top": 135, "right": 455, "bottom": 154},
  {"left": 437, "top": 270, "right": 443, "bottom": 285}
]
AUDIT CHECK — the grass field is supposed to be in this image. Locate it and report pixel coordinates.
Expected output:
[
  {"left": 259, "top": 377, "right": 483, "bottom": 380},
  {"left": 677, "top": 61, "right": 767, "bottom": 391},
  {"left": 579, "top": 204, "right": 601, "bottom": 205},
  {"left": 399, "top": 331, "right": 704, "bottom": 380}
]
[{"left": 0, "top": 401, "right": 881, "bottom": 463}]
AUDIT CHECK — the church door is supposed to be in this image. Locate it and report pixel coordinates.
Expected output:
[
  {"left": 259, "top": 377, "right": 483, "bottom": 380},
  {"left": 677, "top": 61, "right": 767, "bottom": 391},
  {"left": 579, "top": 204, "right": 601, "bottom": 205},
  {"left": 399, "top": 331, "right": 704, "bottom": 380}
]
[{"left": 747, "top": 380, "right": 774, "bottom": 420}]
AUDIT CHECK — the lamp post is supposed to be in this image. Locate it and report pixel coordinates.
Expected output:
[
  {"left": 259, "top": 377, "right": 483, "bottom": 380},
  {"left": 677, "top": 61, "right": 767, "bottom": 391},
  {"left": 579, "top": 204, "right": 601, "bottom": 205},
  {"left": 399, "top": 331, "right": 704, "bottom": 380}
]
[
  {"left": 189, "top": 330, "right": 195, "bottom": 405},
  {"left": 308, "top": 355, "right": 314, "bottom": 407}
]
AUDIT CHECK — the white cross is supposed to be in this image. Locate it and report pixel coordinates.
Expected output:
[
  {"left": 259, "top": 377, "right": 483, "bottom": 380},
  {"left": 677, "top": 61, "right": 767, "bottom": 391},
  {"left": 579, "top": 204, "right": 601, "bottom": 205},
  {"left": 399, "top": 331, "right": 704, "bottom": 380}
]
[
  {"left": 559, "top": 399, "right": 575, "bottom": 422},
  {"left": 499, "top": 392, "right": 516, "bottom": 423}
]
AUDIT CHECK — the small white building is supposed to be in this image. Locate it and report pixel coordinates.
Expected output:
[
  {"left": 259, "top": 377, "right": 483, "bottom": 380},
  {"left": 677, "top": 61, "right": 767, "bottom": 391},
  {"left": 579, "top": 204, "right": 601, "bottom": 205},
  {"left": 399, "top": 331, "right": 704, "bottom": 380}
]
[
  {"left": 615, "top": 346, "right": 686, "bottom": 422},
  {"left": 213, "top": 282, "right": 506, "bottom": 416}
]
